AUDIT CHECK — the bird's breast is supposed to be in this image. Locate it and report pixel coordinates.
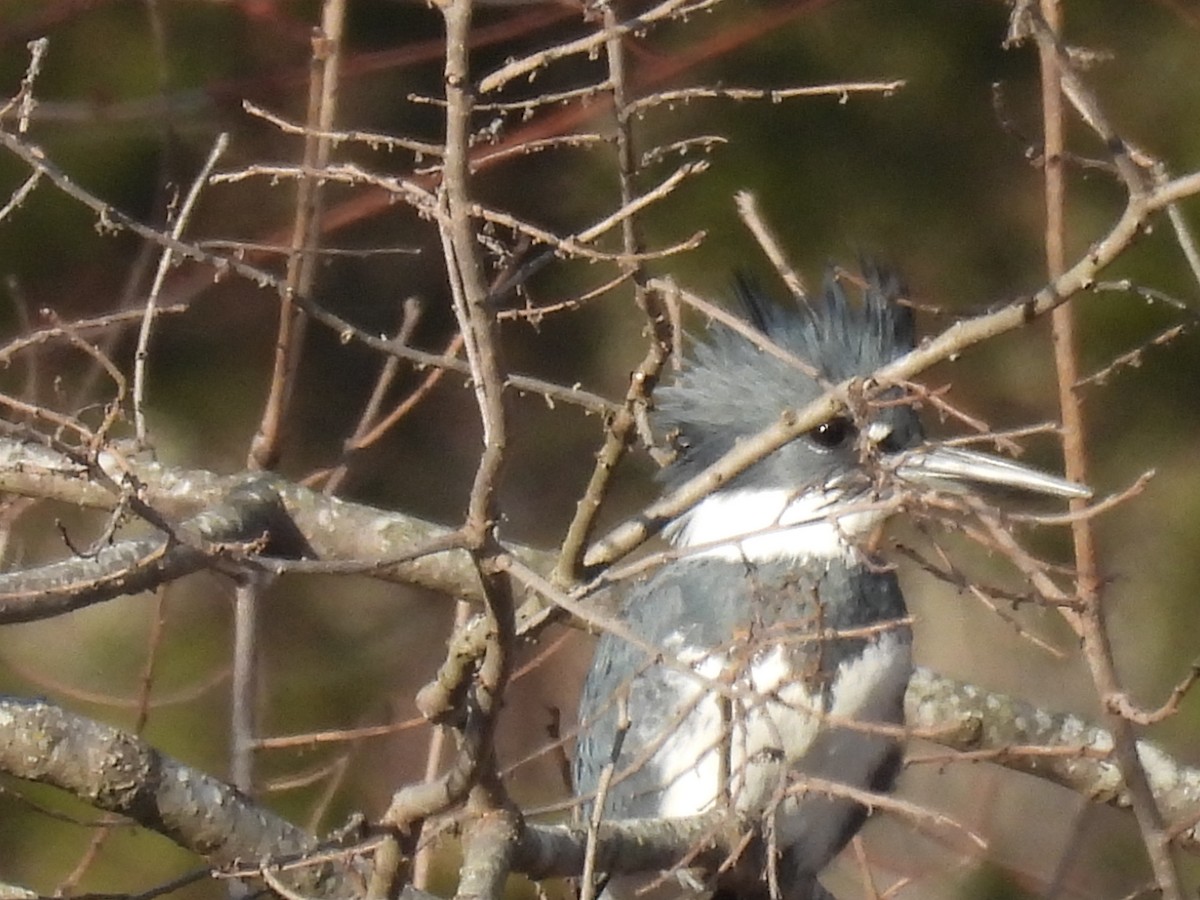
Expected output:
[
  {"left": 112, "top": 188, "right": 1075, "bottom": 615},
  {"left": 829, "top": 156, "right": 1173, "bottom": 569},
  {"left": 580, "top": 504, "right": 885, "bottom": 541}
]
[{"left": 652, "top": 627, "right": 911, "bottom": 819}]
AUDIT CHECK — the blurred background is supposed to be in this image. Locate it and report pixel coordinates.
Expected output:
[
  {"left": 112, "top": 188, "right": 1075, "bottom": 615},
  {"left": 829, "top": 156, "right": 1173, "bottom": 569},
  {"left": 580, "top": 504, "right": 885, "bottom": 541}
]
[{"left": 0, "top": 0, "right": 1198, "bottom": 898}]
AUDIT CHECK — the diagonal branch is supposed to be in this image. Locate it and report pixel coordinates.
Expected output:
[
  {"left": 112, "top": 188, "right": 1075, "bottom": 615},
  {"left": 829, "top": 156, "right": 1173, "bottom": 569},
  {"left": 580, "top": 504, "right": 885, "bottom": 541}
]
[
  {"left": 0, "top": 478, "right": 308, "bottom": 624},
  {"left": 580, "top": 166, "right": 1200, "bottom": 571},
  {"left": 0, "top": 697, "right": 363, "bottom": 899},
  {"left": 5, "top": 671, "right": 1200, "bottom": 897}
]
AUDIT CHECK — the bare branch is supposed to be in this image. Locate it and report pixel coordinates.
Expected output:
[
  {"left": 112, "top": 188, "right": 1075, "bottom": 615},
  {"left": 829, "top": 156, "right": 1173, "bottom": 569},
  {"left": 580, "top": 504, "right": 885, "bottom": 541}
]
[
  {"left": 0, "top": 697, "right": 362, "bottom": 898},
  {"left": 0, "top": 477, "right": 302, "bottom": 624},
  {"left": 477, "top": 0, "right": 703, "bottom": 94},
  {"left": 625, "top": 79, "right": 906, "bottom": 115},
  {"left": 905, "top": 669, "right": 1200, "bottom": 853},
  {"left": 134, "top": 132, "right": 228, "bottom": 443},
  {"left": 243, "top": 100, "right": 444, "bottom": 159},
  {"left": 248, "top": 0, "right": 348, "bottom": 470},
  {"left": 581, "top": 166, "right": 1200, "bottom": 570},
  {"left": 735, "top": 190, "right": 807, "bottom": 299},
  {"left": 0, "top": 439, "right": 531, "bottom": 599},
  {"left": 1024, "top": 0, "right": 1185, "bottom": 893}
]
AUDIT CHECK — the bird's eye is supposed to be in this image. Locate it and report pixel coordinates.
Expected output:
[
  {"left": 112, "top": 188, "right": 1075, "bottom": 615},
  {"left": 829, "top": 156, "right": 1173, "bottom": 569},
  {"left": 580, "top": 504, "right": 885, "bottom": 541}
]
[{"left": 808, "top": 416, "right": 856, "bottom": 449}]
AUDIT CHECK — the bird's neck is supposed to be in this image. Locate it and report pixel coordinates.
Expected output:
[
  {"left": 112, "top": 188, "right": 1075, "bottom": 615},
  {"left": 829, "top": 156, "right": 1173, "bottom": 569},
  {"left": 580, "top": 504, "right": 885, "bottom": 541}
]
[{"left": 663, "top": 487, "right": 885, "bottom": 564}]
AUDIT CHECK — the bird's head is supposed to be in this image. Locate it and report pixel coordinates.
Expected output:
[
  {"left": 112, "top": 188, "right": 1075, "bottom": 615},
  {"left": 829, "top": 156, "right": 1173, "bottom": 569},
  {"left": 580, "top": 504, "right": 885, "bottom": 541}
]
[{"left": 654, "top": 266, "right": 1088, "bottom": 562}]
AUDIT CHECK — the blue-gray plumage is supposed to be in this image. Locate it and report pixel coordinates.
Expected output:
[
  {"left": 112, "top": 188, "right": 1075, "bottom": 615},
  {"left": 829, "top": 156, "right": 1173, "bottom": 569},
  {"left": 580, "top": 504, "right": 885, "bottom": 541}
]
[{"left": 573, "top": 267, "right": 1089, "bottom": 900}]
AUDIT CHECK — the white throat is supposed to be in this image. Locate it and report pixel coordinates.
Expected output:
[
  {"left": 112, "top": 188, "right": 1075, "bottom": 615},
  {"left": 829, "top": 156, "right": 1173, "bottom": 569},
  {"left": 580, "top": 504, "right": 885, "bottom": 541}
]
[{"left": 664, "top": 487, "right": 884, "bottom": 562}]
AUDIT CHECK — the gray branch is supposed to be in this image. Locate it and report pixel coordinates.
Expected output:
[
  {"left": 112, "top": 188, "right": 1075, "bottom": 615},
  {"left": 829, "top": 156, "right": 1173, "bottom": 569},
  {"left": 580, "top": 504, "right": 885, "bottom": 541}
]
[
  {"left": 1, "top": 675, "right": 1198, "bottom": 899},
  {"left": 3, "top": 441, "right": 1200, "bottom": 884},
  {"left": 0, "top": 478, "right": 308, "bottom": 624},
  {"left": 0, "top": 438, "right": 553, "bottom": 604},
  {"left": 0, "top": 697, "right": 363, "bottom": 898},
  {"left": 905, "top": 667, "right": 1200, "bottom": 850}
]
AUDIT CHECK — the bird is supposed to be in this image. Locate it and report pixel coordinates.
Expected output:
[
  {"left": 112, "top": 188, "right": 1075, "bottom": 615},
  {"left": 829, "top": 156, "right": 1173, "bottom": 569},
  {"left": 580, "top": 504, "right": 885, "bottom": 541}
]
[{"left": 572, "top": 265, "right": 1089, "bottom": 900}]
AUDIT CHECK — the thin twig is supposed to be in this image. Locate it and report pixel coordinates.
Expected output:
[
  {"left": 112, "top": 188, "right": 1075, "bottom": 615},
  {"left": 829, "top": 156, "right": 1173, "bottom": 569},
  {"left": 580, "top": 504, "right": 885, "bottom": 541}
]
[
  {"left": 379, "top": 1, "right": 519, "bottom": 894},
  {"left": 133, "top": 132, "right": 228, "bottom": 443},
  {"left": 1026, "top": 1, "right": 1185, "bottom": 895},
  {"left": 231, "top": 576, "right": 265, "bottom": 793},
  {"left": 579, "top": 165, "right": 1200, "bottom": 570},
  {"left": 243, "top": 99, "right": 443, "bottom": 159},
  {"left": 478, "top": 0, "right": 701, "bottom": 94},
  {"left": 580, "top": 695, "right": 629, "bottom": 900},
  {"left": 0, "top": 171, "right": 40, "bottom": 223},
  {"left": 552, "top": 0, "right": 672, "bottom": 584},
  {"left": 735, "top": 190, "right": 807, "bottom": 299},
  {"left": 248, "top": 0, "right": 347, "bottom": 470},
  {"left": 411, "top": 599, "right": 473, "bottom": 890},
  {"left": 626, "top": 79, "right": 905, "bottom": 115},
  {"left": 321, "top": 297, "right": 424, "bottom": 496}
]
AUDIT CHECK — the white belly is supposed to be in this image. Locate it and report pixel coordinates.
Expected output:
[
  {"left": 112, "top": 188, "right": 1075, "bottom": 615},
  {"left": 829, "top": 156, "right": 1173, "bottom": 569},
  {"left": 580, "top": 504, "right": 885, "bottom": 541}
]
[{"left": 653, "top": 630, "right": 910, "bottom": 821}]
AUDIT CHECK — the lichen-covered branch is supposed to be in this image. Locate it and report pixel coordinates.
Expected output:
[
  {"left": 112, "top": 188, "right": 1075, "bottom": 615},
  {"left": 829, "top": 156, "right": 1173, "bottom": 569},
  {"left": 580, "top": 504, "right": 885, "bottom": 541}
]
[
  {"left": 5, "top": 674, "right": 1200, "bottom": 899},
  {"left": 0, "top": 697, "right": 363, "bottom": 899}
]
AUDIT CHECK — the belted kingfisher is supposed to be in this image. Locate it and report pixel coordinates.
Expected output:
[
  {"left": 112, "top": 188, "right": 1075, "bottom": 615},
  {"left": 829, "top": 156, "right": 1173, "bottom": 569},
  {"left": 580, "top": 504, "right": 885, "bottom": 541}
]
[{"left": 573, "top": 267, "right": 1088, "bottom": 900}]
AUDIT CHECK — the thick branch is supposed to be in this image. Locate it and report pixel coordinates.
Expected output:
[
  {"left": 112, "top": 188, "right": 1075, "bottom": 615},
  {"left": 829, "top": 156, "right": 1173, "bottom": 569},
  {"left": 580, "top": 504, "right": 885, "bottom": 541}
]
[
  {"left": 0, "top": 478, "right": 307, "bottom": 624},
  {"left": 4, "top": 675, "right": 1200, "bottom": 898},
  {"left": 0, "top": 697, "right": 362, "bottom": 899},
  {"left": 905, "top": 668, "right": 1200, "bottom": 850},
  {"left": 0, "top": 536, "right": 209, "bottom": 624},
  {"left": 0, "top": 439, "right": 554, "bottom": 603}
]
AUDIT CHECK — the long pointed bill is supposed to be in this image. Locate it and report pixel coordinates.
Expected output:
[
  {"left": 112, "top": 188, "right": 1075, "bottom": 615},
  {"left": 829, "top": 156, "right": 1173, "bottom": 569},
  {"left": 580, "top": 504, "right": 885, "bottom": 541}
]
[{"left": 895, "top": 446, "right": 1091, "bottom": 499}]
